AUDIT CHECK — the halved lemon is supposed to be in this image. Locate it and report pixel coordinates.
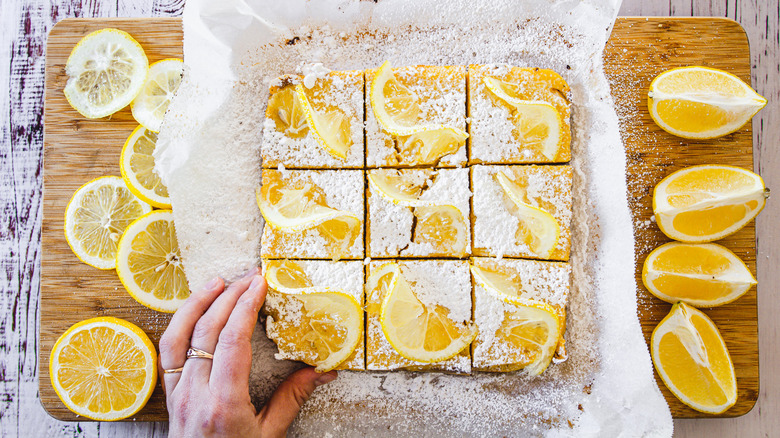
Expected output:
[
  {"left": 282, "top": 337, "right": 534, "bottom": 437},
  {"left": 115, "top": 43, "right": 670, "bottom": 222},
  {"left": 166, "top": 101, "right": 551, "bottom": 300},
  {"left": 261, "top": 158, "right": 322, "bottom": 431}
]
[
  {"left": 295, "top": 84, "right": 352, "bottom": 159},
  {"left": 651, "top": 302, "right": 737, "bottom": 414},
  {"left": 373, "top": 263, "right": 477, "bottom": 363},
  {"left": 131, "top": 58, "right": 183, "bottom": 132},
  {"left": 414, "top": 205, "right": 468, "bottom": 257},
  {"left": 397, "top": 126, "right": 468, "bottom": 165},
  {"left": 49, "top": 317, "right": 157, "bottom": 421},
  {"left": 496, "top": 171, "right": 560, "bottom": 258},
  {"left": 484, "top": 77, "right": 563, "bottom": 161},
  {"left": 115, "top": 210, "right": 188, "bottom": 313},
  {"left": 370, "top": 60, "right": 421, "bottom": 133},
  {"left": 267, "top": 84, "right": 309, "bottom": 138},
  {"left": 120, "top": 126, "right": 170, "bottom": 208},
  {"left": 64, "top": 176, "right": 152, "bottom": 269},
  {"left": 64, "top": 28, "right": 148, "bottom": 119},
  {"left": 642, "top": 242, "right": 756, "bottom": 307},
  {"left": 471, "top": 264, "right": 563, "bottom": 374},
  {"left": 653, "top": 165, "right": 768, "bottom": 242},
  {"left": 648, "top": 66, "right": 767, "bottom": 139}
]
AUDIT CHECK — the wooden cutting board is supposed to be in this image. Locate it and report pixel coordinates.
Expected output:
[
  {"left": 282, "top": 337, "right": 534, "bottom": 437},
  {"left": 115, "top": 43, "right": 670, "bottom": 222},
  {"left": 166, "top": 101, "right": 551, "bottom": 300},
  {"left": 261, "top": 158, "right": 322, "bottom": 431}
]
[{"left": 40, "top": 17, "right": 758, "bottom": 421}]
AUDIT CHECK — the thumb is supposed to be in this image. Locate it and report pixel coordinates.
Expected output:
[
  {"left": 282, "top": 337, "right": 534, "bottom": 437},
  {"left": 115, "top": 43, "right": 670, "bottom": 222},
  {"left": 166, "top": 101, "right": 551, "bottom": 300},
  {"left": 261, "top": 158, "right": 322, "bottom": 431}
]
[{"left": 258, "top": 367, "right": 337, "bottom": 437}]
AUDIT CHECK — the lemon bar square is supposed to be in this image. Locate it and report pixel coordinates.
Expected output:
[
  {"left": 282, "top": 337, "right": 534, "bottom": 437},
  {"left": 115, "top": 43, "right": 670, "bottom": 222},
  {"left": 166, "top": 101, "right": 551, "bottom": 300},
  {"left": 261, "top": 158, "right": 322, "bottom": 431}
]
[
  {"left": 468, "top": 65, "right": 572, "bottom": 164},
  {"left": 262, "top": 259, "right": 365, "bottom": 371},
  {"left": 367, "top": 168, "right": 471, "bottom": 258},
  {"left": 366, "top": 65, "right": 467, "bottom": 167},
  {"left": 471, "top": 257, "right": 570, "bottom": 373},
  {"left": 261, "top": 71, "right": 364, "bottom": 169},
  {"left": 471, "top": 164, "right": 572, "bottom": 261},
  {"left": 365, "top": 260, "right": 472, "bottom": 373},
  {"left": 259, "top": 169, "right": 364, "bottom": 260}
]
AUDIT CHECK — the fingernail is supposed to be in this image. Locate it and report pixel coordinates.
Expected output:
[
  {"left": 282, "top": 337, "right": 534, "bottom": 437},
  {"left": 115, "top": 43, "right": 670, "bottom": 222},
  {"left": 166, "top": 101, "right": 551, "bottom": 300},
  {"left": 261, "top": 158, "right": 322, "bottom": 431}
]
[
  {"left": 314, "top": 371, "right": 337, "bottom": 387},
  {"left": 204, "top": 277, "right": 221, "bottom": 290},
  {"left": 242, "top": 266, "right": 260, "bottom": 278},
  {"left": 248, "top": 275, "right": 263, "bottom": 292}
]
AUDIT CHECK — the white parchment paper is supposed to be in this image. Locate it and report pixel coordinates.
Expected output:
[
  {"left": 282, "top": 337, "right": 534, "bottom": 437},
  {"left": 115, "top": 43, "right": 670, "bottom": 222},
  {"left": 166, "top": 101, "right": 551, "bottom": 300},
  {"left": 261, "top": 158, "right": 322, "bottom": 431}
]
[{"left": 155, "top": 0, "right": 673, "bottom": 435}]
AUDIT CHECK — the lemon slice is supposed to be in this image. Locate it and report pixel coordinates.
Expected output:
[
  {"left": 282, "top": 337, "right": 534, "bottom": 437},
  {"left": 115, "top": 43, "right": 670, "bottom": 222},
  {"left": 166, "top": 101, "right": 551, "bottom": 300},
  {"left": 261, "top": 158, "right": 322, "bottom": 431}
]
[
  {"left": 484, "top": 77, "right": 563, "bottom": 161},
  {"left": 64, "top": 28, "right": 149, "bottom": 119},
  {"left": 131, "top": 58, "right": 183, "bottom": 132},
  {"left": 295, "top": 84, "right": 352, "bottom": 159},
  {"left": 370, "top": 60, "right": 421, "bottom": 133},
  {"left": 414, "top": 205, "right": 468, "bottom": 257},
  {"left": 368, "top": 172, "right": 435, "bottom": 207},
  {"left": 265, "top": 289, "right": 363, "bottom": 372},
  {"left": 648, "top": 66, "right": 767, "bottom": 139},
  {"left": 642, "top": 242, "right": 756, "bottom": 307},
  {"left": 115, "top": 210, "right": 188, "bottom": 313},
  {"left": 653, "top": 165, "right": 768, "bottom": 242},
  {"left": 49, "top": 317, "right": 157, "bottom": 421},
  {"left": 470, "top": 264, "right": 563, "bottom": 375},
  {"left": 264, "top": 259, "right": 334, "bottom": 295},
  {"left": 374, "top": 263, "right": 476, "bottom": 363},
  {"left": 267, "top": 85, "right": 309, "bottom": 138},
  {"left": 120, "top": 126, "right": 170, "bottom": 208},
  {"left": 64, "top": 176, "right": 152, "bottom": 269},
  {"left": 397, "top": 126, "right": 468, "bottom": 165},
  {"left": 651, "top": 302, "right": 737, "bottom": 414},
  {"left": 495, "top": 171, "right": 560, "bottom": 258}
]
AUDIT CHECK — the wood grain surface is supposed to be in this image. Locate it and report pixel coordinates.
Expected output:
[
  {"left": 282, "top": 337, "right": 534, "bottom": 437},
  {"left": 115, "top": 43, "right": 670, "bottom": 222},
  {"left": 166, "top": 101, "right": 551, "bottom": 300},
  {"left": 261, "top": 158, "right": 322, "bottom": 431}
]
[
  {"left": 2, "top": 1, "right": 778, "bottom": 436},
  {"left": 38, "top": 16, "right": 758, "bottom": 422}
]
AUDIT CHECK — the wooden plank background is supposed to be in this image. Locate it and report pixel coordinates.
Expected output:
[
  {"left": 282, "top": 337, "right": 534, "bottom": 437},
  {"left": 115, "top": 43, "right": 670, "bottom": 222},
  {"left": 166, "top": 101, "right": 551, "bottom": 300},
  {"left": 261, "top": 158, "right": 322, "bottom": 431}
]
[{"left": 1, "top": 1, "right": 778, "bottom": 436}]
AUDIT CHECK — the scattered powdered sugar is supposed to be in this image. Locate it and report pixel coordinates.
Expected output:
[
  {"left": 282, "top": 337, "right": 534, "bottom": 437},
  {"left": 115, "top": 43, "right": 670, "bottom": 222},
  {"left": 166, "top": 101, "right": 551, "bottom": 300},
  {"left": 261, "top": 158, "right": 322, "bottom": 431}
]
[
  {"left": 472, "top": 164, "right": 573, "bottom": 260},
  {"left": 367, "top": 168, "right": 471, "bottom": 257}
]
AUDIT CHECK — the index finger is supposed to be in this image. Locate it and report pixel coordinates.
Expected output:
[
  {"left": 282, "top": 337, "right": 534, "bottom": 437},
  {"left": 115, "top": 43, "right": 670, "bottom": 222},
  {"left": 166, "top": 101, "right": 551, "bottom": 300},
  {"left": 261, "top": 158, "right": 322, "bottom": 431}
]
[{"left": 209, "top": 274, "right": 267, "bottom": 400}]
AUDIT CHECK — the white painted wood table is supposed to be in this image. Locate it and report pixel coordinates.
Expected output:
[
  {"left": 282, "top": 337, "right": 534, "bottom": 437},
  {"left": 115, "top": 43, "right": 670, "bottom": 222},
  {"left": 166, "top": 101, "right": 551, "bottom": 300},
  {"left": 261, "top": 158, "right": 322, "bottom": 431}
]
[{"left": 1, "top": 1, "right": 777, "bottom": 436}]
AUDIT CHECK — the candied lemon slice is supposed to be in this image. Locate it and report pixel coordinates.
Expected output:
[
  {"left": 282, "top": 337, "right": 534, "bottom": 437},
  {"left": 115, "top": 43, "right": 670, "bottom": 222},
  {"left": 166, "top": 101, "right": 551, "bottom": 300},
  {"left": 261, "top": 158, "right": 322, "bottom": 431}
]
[
  {"left": 295, "top": 84, "right": 352, "bottom": 159},
  {"left": 653, "top": 165, "right": 768, "bottom": 242},
  {"left": 414, "top": 205, "right": 468, "bottom": 257},
  {"left": 115, "top": 210, "right": 188, "bottom": 313},
  {"left": 397, "top": 126, "right": 468, "bottom": 165},
  {"left": 495, "top": 171, "right": 560, "bottom": 258},
  {"left": 642, "top": 242, "right": 756, "bottom": 307},
  {"left": 120, "top": 126, "right": 170, "bottom": 208},
  {"left": 651, "top": 302, "right": 737, "bottom": 414},
  {"left": 131, "top": 58, "right": 183, "bottom": 132},
  {"left": 370, "top": 60, "right": 421, "bottom": 132},
  {"left": 49, "top": 317, "right": 157, "bottom": 421},
  {"left": 484, "top": 77, "right": 563, "bottom": 161},
  {"left": 373, "top": 263, "right": 476, "bottom": 363},
  {"left": 267, "top": 85, "right": 309, "bottom": 138},
  {"left": 648, "top": 66, "right": 766, "bottom": 139},
  {"left": 64, "top": 28, "right": 149, "bottom": 119},
  {"left": 64, "top": 176, "right": 152, "bottom": 269},
  {"left": 470, "top": 264, "right": 563, "bottom": 375}
]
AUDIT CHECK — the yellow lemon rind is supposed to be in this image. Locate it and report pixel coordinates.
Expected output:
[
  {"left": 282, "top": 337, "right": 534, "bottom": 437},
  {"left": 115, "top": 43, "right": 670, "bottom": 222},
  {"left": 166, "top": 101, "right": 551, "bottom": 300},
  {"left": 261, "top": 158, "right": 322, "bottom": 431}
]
[
  {"left": 120, "top": 125, "right": 172, "bottom": 209},
  {"left": 294, "top": 84, "right": 350, "bottom": 160}
]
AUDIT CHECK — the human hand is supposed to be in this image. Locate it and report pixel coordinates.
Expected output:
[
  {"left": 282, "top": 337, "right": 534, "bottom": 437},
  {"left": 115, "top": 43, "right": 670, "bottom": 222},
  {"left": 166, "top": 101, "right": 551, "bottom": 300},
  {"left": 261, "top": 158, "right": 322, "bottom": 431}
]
[{"left": 159, "top": 267, "right": 338, "bottom": 437}]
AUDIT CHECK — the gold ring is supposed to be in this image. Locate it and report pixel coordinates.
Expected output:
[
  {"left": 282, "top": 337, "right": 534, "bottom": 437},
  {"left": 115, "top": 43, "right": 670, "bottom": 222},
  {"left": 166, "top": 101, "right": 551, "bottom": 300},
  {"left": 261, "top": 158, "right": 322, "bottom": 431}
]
[
  {"left": 163, "top": 366, "right": 184, "bottom": 374},
  {"left": 187, "top": 347, "right": 214, "bottom": 360}
]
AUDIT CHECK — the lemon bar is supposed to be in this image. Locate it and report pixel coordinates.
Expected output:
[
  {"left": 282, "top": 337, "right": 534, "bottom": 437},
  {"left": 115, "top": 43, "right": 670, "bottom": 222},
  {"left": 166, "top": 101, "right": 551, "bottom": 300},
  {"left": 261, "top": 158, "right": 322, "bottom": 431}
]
[
  {"left": 366, "top": 65, "right": 467, "bottom": 167},
  {"left": 471, "top": 164, "right": 572, "bottom": 261},
  {"left": 262, "top": 259, "right": 365, "bottom": 371},
  {"left": 365, "top": 260, "right": 473, "bottom": 373},
  {"left": 261, "top": 71, "right": 364, "bottom": 169},
  {"left": 471, "top": 257, "right": 570, "bottom": 373},
  {"left": 259, "top": 169, "right": 364, "bottom": 260},
  {"left": 367, "top": 168, "right": 471, "bottom": 258},
  {"left": 468, "top": 65, "right": 571, "bottom": 164}
]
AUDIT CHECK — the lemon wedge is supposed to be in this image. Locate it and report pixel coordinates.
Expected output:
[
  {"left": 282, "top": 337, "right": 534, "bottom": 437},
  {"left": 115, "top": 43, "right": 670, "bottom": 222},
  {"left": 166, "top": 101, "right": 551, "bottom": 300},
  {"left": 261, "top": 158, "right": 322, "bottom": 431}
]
[
  {"left": 49, "top": 317, "right": 157, "bottom": 421},
  {"left": 295, "top": 84, "right": 352, "bottom": 159},
  {"left": 115, "top": 210, "right": 189, "bottom": 313},
  {"left": 131, "top": 58, "right": 183, "bottom": 132},
  {"left": 651, "top": 302, "right": 737, "bottom": 414},
  {"left": 648, "top": 66, "right": 767, "bottom": 139},
  {"left": 120, "top": 126, "right": 170, "bottom": 208},
  {"left": 371, "top": 262, "right": 476, "bottom": 363},
  {"left": 64, "top": 28, "right": 149, "bottom": 119},
  {"left": 496, "top": 171, "right": 560, "bottom": 258},
  {"left": 653, "top": 164, "right": 768, "bottom": 242},
  {"left": 484, "top": 77, "right": 563, "bottom": 161},
  {"left": 64, "top": 176, "right": 151, "bottom": 269},
  {"left": 642, "top": 242, "right": 756, "bottom": 307}
]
